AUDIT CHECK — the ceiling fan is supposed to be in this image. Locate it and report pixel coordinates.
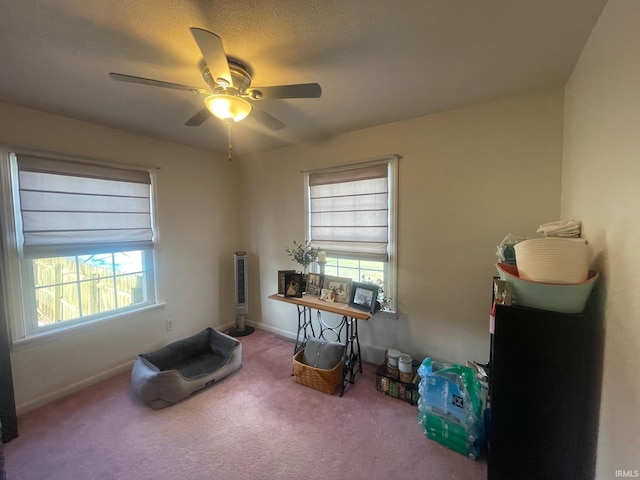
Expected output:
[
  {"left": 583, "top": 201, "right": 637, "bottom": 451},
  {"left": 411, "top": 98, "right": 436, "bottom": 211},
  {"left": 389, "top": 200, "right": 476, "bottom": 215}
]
[{"left": 109, "top": 27, "right": 322, "bottom": 131}]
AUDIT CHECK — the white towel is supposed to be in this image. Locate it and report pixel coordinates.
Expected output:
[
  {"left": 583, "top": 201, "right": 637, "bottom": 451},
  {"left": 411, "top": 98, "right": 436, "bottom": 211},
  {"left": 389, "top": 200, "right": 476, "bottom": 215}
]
[{"left": 537, "top": 220, "right": 582, "bottom": 237}]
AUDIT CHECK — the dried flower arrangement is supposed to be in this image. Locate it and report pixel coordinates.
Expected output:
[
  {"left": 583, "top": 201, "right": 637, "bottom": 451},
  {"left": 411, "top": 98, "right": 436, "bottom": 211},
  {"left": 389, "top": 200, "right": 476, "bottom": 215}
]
[{"left": 285, "top": 240, "right": 319, "bottom": 270}]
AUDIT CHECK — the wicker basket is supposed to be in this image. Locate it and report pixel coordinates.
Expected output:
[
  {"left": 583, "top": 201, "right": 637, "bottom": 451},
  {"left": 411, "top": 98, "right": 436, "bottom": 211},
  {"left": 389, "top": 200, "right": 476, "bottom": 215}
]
[{"left": 293, "top": 349, "right": 343, "bottom": 395}]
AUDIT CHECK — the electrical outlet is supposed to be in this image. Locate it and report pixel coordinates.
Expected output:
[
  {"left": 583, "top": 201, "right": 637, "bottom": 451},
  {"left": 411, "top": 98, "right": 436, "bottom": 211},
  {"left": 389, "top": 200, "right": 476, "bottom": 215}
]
[{"left": 166, "top": 318, "right": 174, "bottom": 332}]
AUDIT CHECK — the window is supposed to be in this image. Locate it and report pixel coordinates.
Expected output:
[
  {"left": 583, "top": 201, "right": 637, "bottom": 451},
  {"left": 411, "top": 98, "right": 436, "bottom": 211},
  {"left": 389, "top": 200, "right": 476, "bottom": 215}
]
[
  {"left": 305, "top": 156, "right": 398, "bottom": 312},
  {"left": 0, "top": 150, "right": 158, "bottom": 341},
  {"left": 323, "top": 256, "right": 388, "bottom": 301},
  {"left": 30, "top": 251, "right": 150, "bottom": 329}
]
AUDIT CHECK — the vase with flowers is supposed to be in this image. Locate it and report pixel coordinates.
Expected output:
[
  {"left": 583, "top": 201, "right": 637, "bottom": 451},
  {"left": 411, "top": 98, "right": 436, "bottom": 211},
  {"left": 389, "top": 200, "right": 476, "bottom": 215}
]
[{"left": 285, "top": 240, "right": 319, "bottom": 292}]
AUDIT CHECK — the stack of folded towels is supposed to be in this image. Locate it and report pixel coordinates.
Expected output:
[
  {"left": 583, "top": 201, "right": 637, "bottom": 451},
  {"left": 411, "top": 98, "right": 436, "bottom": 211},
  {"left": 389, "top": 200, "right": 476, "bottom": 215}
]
[{"left": 536, "top": 220, "right": 581, "bottom": 238}]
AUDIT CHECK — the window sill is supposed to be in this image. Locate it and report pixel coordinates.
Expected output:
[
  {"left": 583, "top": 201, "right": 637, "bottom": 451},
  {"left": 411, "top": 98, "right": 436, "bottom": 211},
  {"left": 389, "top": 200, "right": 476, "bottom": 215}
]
[{"left": 11, "top": 302, "right": 166, "bottom": 351}]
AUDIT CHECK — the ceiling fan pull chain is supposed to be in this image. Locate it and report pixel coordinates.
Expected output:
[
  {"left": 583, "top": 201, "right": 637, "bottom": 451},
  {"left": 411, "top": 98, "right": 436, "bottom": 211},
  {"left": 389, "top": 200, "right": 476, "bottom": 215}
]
[{"left": 227, "top": 120, "right": 233, "bottom": 161}]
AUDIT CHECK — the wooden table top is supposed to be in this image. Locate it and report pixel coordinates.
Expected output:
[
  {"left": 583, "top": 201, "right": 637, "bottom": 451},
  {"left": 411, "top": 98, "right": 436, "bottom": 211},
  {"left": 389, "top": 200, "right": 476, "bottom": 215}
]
[{"left": 268, "top": 293, "right": 372, "bottom": 321}]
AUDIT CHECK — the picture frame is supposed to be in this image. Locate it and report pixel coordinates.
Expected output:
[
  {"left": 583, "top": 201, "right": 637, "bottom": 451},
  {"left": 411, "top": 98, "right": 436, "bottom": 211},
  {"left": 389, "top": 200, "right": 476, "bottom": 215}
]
[
  {"left": 284, "top": 272, "right": 303, "bottom": 298},
  {"left": 349, "top": 282, "right": 379, "bottom": 313},
  {"left": 319, "top": 288, "right": 336, "bottom": 302},
  {"left": 278, "top": 270, "right": 297, "bottom": 295},
  {"left": 323, "top": 275, "right": 352, "bottom": 304},
  {"left": 306, "top": 272, "right": 323, "bottom": 296}
]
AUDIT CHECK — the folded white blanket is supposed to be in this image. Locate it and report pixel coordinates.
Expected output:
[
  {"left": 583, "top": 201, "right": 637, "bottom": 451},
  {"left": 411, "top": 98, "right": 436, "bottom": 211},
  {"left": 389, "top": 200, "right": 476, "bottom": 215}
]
[{"left": 537, "top": 220, "right": 582, "bottom": 237}]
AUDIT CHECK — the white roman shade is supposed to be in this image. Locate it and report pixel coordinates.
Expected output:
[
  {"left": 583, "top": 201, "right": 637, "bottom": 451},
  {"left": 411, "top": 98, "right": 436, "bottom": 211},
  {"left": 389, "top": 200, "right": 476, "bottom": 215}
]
[
  {"left": 309, "top": 162, "right": 389, "bottom": 261},
  {"left": 16, "top": 155, "right": 153, "bottom": 257}
]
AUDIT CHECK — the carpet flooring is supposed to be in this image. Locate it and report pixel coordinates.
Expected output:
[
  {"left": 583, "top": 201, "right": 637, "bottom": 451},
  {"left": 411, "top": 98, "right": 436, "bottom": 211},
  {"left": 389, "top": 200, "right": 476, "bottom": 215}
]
[{"left": 4, "top": 328, "right": 487, "bottom": 480}]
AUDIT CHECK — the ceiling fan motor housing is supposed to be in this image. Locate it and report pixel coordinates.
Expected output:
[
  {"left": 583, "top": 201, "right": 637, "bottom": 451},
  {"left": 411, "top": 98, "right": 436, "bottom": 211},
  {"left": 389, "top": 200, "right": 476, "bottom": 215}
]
[{"left": 203, "top": 60, "right": 253, "bottom": 96}]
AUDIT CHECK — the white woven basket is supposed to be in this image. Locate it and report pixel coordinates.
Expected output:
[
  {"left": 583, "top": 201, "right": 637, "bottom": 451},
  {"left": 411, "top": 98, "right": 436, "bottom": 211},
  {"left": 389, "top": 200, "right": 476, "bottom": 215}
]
[{"left": 514, "top": 237, "right": 590, "bottom": 284}]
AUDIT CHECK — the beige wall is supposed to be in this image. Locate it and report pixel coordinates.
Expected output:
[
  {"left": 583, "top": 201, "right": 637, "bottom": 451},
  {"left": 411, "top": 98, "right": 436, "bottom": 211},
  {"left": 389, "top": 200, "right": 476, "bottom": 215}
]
[
  {"left": 563, "top": 0, "right": 640, "bottom": 476},
  {"left": 0, "top": 102, "right": 242, "bottom": 411},
  {"left": 239, "top": 88, "right": 565, "bottom": 366},
  {"left": 0, "top": 87, "right": 570, "bottom": 421}
]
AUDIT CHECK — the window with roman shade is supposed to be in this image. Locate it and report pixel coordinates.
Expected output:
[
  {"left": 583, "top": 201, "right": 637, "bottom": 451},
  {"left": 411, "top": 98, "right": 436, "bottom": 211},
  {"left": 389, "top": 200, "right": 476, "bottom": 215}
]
[
  {"left": 0, "top": 150, "right": 159, "bottom": 341},
  {"left": 308, "top": 162, "right": 390, "bottom": 261},
  {"left": 305, "top": 156, "right": 398, "bottom": 314},
  {"left": 16, "top": 154, "right": 153, "bottom": 257}
]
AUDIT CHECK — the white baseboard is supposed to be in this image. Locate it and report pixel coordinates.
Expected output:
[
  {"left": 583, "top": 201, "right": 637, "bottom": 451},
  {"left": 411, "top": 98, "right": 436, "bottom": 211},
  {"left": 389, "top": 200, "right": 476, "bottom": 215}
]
[
  {"left": 216, "top": 320, "right": 239, "bottom": 332},
  {"left": 248, "top": 322, "right": 297, "bottom": 342},
  {"left": 16, "top": 360, "right": 134, "bottom": 415}
]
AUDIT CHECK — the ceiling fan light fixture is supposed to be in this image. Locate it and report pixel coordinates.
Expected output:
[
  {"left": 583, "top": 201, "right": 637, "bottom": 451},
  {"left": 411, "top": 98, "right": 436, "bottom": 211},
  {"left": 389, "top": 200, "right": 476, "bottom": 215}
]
[{"left": 205, "top": 94, "right": 252, "bottom": 122}]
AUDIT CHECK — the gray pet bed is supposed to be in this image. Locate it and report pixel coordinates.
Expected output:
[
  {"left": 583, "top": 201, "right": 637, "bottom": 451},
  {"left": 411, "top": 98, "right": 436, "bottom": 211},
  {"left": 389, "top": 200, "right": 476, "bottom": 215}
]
[{"left": 131, "top": 327, "right": 242, "bottom": 409}]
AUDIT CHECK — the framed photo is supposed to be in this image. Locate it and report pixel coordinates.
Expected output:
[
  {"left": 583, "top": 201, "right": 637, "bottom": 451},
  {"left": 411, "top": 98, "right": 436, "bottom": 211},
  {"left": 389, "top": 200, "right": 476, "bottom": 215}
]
[
  {"left": 306, "top": 272, "right": 323, "bottom": 296},
  {"left": 319, "top": 288, "right": 335, "bottom": 302},
  {"left": 349, "top": 282, "right": 379, "bottom": 313},
  {"left": 323, "top": 275, "right": 352, "bottom": 304},
  {"left": 284, "top": 272, "right": 303, "bottom": 298},
  {"left": 278, "top": 270, "right": 297, "bottom": 294}
]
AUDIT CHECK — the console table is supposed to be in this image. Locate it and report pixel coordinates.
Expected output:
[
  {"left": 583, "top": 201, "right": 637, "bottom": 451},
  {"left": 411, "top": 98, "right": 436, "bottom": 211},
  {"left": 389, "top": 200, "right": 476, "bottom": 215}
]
[{"left": 268, "top": 293, "right": 371, "bottom": 396}]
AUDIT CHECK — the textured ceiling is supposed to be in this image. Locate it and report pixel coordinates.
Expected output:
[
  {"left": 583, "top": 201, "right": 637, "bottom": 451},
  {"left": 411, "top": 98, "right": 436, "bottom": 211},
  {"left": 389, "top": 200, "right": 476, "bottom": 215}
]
[{"left": 0, "top": 0, "right": 607, "bottom": 156}]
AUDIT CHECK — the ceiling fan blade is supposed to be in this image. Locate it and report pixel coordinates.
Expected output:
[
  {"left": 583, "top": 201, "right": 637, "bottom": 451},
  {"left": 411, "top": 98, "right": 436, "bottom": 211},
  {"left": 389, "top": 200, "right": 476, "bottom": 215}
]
[
  {"left": 109, "top": 73, "right": 207, "bottom": 94},
  {"left": 250, "top": 106, "right": 286, "bottom": 131},
  {"left": 190, "top": 28, "right": 232, "bottom": 87},
  {"left": 184, "top": 108, "right": 212, "bottom": 126},
  {"left": 246, "top": 83, "right": 322, "bottom": 100}
]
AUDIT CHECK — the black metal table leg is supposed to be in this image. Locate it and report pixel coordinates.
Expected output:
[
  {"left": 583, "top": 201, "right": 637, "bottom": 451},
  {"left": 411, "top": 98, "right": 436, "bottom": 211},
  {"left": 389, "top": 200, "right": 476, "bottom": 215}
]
[
  {"left": 353, "top": 316, "right": 362, "bottom": 374},
  {"left": 294, "top": 304, "right": 315, "bottom": 354},
  {"left": 339, "top": 315, "right": 363, "bottom": 396}
]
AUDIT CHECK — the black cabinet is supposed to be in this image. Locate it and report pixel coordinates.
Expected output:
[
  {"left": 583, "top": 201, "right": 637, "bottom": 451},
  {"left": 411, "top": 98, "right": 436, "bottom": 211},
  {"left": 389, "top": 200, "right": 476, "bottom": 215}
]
[
  {"left": 0, "top": 274, "right": 18, "bottom": 443},
  {"left": 488, "top": 303, "right": 601, "bottom": 480}
]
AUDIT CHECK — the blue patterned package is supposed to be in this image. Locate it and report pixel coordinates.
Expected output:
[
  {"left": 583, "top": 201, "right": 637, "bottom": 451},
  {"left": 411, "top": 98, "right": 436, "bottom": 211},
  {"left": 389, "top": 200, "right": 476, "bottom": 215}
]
[{"left": 416, "top": 357, "right": 487, "bottom": 459}]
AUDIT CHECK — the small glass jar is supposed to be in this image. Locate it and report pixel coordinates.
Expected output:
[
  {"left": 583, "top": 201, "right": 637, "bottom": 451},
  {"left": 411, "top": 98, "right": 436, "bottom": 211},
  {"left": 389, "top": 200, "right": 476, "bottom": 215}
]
[
  {"left": 386, "top": 349, "right": 401, "bottom": 369},
  {"left": 398, "top": 354, "right": 413, "bottom": 383}
]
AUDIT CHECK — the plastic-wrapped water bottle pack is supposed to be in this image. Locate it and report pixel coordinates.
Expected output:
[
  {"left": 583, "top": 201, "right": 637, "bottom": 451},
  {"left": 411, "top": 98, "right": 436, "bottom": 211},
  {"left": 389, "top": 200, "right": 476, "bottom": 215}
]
[{"left": 416, "top": 358, "right": 487, "bottom": 459}]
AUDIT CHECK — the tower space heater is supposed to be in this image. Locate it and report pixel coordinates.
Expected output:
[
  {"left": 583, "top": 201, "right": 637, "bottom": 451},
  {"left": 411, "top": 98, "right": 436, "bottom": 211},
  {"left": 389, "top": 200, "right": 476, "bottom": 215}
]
[{"left": 228, "top": 251, "right": 254, "bottom": 337}]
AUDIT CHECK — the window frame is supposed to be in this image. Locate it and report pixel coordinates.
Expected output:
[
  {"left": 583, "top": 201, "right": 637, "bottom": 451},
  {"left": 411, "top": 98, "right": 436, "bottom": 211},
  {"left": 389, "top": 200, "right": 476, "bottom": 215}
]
[
  {"left": 304, "top": 156, "right": 398, "bottom": 313},
  {"left": 22, "top": 249, "right": 157, "bottom": 337},
  {"left": 0, "top": 148, "right": 160, "bottom": 345}
]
